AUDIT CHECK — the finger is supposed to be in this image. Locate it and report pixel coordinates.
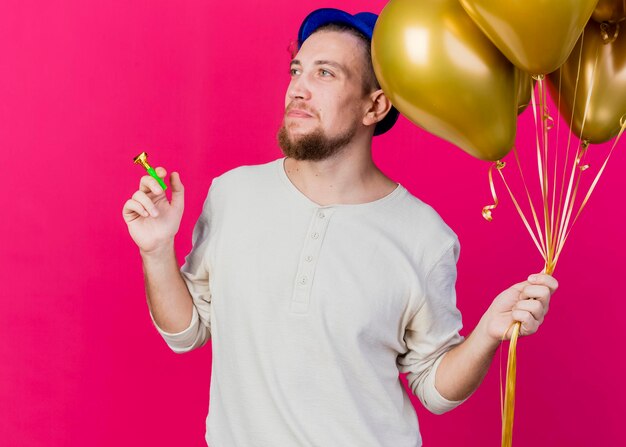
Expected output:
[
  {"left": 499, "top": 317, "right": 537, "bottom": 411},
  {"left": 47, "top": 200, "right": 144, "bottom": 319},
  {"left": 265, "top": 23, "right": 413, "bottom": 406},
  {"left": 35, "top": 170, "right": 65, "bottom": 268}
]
[
  {"left": 509, "top": 280, "right": 530, "bottom": 294},
  {"left": 527, "top": 273, "right": 559, "bottom": 294},
  {"left": 170, "top": 172, "right": 184, "bottom": 212},
  {"left": 511, "top": 309, "right": 539, "bottom": 336},
  {"left": 122, "top": 199, "right": 150, "bottom": 220},
  {"left": 514, "top": 299, "right": 545, "bottom": 323},
  {"left": 154, "top": 166, "right": 167, "bottom": 178},
  {"left": 520, "top": 284, "right": 552, "bottom": 305},
  {"left": 139, "top": 174, "right": 166, "bottom": 196},
  {"left": 132, "top": 190, "right": 159, "bottom": 217}
]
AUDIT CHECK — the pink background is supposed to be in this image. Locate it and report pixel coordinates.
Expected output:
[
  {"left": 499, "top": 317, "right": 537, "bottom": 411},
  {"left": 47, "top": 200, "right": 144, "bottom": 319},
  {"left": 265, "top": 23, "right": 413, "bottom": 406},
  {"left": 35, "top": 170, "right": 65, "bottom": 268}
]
[{"left": 1, "top": 1, "right": 624, "bottom": 446}]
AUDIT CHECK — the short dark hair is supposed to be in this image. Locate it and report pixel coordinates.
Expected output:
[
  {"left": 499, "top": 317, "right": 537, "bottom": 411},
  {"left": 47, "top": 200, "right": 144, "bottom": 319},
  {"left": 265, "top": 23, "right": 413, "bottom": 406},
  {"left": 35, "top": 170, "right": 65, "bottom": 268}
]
[{"left": 310, "top": 23, "right": 381, "bottom": 96}]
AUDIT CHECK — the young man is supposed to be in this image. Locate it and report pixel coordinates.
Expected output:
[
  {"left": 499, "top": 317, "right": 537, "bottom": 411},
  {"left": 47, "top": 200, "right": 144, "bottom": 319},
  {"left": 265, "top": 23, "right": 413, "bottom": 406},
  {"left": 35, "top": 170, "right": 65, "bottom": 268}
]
[{"left": 122, "top": 8, "right": 557, "bottom": 447}]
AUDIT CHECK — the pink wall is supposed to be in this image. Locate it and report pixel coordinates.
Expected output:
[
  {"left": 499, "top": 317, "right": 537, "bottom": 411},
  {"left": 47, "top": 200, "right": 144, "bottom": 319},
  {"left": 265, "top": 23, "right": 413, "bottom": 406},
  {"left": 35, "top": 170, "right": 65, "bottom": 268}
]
[{"left": 1, "top": 1, "right": 623, "bottom": 446}]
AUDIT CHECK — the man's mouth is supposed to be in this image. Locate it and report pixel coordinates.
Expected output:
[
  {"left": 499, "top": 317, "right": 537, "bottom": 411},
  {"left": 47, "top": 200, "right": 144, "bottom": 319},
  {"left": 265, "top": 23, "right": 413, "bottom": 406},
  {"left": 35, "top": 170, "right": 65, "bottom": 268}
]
[
  {"left": 286, "top": 107, "right": 314, "bottom": 118},
  {"left": 287, "top": 112, "right": 312, "bottom": 119}
]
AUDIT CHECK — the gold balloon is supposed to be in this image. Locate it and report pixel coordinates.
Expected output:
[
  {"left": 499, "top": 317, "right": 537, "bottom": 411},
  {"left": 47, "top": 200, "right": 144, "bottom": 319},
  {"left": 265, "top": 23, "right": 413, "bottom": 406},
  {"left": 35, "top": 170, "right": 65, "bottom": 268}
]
[
  {"left": 516, "top": 71, "right": 535, "bottom": 115},
  {"left": 372, "top": 0, "right": 518, "bottom": 161},
  {"left": 593, "top": 0, "right": 626, "bottom": 23},
  {"left": 548, "top": 20, "right": 626, "bottom": 143},
  {"left": 459, "top": 0, "right": 598, "bottom": 75}
]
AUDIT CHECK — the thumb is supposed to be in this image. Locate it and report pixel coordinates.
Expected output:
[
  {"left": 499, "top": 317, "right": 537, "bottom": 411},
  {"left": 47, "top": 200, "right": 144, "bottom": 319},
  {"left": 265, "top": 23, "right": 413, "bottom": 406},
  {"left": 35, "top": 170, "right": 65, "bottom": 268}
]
[{"left": 170, "top": 172, "right": 185, "bottom": 211}]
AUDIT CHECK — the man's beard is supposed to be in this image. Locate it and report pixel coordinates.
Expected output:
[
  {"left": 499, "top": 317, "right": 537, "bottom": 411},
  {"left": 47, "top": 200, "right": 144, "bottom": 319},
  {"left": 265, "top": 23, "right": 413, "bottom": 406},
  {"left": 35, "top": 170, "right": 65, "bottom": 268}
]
[{"left": 277, "top": 122, "right": 357, "bottom": 161}]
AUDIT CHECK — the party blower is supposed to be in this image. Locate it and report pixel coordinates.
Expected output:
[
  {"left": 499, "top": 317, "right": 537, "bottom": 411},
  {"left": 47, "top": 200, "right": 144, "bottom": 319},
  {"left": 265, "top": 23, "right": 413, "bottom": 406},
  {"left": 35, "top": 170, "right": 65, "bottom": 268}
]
[{"left": 133, "top": 151, "right": 167, "bottom": 191}]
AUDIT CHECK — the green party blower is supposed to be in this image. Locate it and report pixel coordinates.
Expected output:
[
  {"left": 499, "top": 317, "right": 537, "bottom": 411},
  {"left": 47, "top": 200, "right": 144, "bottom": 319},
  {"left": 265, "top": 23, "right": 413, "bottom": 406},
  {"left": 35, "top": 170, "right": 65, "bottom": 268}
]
[{"left": 133, "top": 151, "right": 167, "bottom": 191}]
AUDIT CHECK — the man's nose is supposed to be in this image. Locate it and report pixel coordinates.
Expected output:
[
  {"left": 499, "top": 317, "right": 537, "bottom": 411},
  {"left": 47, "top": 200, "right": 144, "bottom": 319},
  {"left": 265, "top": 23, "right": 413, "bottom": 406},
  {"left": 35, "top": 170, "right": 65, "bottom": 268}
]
[{"left": 288, "top": 75, "right": 312, "bottom": 100}]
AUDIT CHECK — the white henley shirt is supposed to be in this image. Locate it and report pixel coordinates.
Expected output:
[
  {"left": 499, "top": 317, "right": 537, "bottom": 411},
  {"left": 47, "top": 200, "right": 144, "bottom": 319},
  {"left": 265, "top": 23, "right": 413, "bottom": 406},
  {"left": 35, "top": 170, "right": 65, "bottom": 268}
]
[{"left": 150, "top": 157, "right": 468, "bottom": 446}]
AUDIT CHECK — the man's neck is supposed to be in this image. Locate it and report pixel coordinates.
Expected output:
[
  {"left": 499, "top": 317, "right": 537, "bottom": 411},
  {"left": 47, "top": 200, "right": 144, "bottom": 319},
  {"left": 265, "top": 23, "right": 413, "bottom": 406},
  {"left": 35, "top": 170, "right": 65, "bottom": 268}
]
[{"left": 283, "top": 145, "right": 397, "bottom": 206}]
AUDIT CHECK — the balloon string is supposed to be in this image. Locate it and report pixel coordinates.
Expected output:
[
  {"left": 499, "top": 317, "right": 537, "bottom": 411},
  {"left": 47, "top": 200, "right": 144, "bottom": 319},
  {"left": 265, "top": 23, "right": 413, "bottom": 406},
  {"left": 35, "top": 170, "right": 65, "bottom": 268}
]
[
  {"left": 499, "top": 327, "right": 505, "bottom": 420},
  {"left": 555, "top": 142, "right": 589, "bottom": 260},
  {"left": 576, "top": 44, "right": 600, "bottom": 144},
  {"left": 482, "top": 161, "right": 506, "bottom": 221},
  {"left": 550, "top": 77, "right": 560, "bottom": 256},
  {"left": 528, "top": 84, "right": 548, "bottom": 256},
  {"left": 552, "top": 68, "right": 562, "bottom": 229},
  {"left": 482, "top": 147, "right": 549, "bottom": 261},
  {"left": 496, "top": 164, "right": 547, "bottom": 259},
  {"left": 554, "top": 34, "right": 598, "bottom": 255},
  {"left": 501, "top": 321, "right": 520, "bottom": 447},
  {"left": 555, "top": 28, "right": 586, "bottom": 254},
  {"left": 512, "top": 145, "right": 546, "bottom": 256},
  {"left": 501, "top": 263, "right": 551, "bottom": 447},
  {"left": 536, "top": 77, "right": 552, "bottom": 262},
  {"left": 555, "top": 44, "right": 600, "bottom": 260},
  {"left": 555, "top": 141, "right": 587, "bottom": 265},
  {"left": 538, "top": 77, "right": 554, "bottom": 263},
  {"left": 554, "top": 117, "right": 626, "bottom": 265},
  {"left": 531, "top": 75, "right": 546, "bottom": 221}
]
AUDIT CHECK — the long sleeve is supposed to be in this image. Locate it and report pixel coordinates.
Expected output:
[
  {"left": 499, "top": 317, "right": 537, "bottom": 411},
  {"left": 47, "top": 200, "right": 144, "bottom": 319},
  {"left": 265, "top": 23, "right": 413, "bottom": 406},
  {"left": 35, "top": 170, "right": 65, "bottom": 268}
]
[
  {"left": 149, "top": 180, "right": 216, "bottom": 353},
  {"left": 396, "top": 238, "right": 468, "bottom": 415}
]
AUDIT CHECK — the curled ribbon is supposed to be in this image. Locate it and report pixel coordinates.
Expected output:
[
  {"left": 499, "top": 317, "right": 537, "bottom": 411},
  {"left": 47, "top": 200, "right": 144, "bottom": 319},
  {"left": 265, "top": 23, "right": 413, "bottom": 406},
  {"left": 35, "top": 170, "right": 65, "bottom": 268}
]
[
  {"left": 600, "top": 22, "right": 620, "bottom": 44},
  {"left": 482, "top": 160, "right": 507, "bottom": 221},
  {"left": 543, "top": 105, "right": 554, "bottom": 131}
]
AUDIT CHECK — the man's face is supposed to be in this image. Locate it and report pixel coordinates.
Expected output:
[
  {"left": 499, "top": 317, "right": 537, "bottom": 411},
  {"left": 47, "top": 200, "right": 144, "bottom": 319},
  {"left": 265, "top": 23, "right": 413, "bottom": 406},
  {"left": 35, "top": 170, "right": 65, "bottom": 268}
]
[{"left": 277, "top": 30, "right": 372, "bottom": 161}]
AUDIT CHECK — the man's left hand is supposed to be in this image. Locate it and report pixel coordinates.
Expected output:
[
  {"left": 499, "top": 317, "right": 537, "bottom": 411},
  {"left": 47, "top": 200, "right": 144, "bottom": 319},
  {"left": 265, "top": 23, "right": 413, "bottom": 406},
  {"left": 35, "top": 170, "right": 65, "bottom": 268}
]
[{"left": 482, "top": 273, "right": 559, "bottom": 342}]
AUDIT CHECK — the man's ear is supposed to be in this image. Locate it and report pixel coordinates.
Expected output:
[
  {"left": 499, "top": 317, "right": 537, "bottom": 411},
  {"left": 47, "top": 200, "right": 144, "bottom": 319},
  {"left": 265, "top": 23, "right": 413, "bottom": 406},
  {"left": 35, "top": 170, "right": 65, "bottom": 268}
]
[{"left": 363, "top": 89, "right": 393, "bottom": 127}]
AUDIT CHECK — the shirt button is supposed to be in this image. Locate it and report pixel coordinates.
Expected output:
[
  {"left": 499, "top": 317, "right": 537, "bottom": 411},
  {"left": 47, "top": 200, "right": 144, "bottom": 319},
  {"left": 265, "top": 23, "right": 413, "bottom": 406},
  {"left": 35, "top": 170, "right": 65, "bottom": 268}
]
[
  {"left": 305, "top": 255, "right": 313, "bottom": 262},
  {"left": 299, "top": 276, "right": 308, "bottom": 285},
  {"left": 311, "top": 232, "right": 319, "bottom": 239},
  {"left": 318, "top": 212, "right": 325, "bottom": 219}
]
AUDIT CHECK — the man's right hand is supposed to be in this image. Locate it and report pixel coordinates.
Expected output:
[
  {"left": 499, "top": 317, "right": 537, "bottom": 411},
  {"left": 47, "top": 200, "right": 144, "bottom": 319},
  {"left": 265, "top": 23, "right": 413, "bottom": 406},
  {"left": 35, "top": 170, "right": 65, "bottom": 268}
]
[{"left": 122, "top": 167, "right": 185, "bottom": 254}]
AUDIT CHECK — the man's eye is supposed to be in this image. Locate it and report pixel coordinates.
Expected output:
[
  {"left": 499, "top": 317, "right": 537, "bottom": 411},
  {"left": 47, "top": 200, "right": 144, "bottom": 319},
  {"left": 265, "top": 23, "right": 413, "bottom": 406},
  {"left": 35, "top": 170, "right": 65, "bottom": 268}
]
[
  {"left": 320, "top": 69, "right": 333, "bottom": 77},
  {"left": 290, "top": 68, "right": 300, "bottom": 76}
]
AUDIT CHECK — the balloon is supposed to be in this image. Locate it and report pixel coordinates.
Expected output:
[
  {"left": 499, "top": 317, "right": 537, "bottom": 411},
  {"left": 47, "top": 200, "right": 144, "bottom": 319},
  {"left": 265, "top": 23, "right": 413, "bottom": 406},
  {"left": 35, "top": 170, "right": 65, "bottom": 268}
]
[
  {"left": 459, "top": 0, "right": 598, "bottom": 75},
  {"left": 372, "top": 0, "right": 518, "bottom": 161},
  {"left": 516, "top": 71, "right": 535, "bottom": 115},
  {"left": 593, "top": 0, "right": 626, "bottom": 23},
  {"left": 547, "top": 20, "right": 626, "bottom": 143}
]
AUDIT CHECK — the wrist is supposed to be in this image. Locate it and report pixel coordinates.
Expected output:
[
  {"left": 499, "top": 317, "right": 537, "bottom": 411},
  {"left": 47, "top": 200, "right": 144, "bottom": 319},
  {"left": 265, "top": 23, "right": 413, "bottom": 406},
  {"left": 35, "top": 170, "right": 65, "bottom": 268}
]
[
  {"left": 473, "top": 314, "right": 502, "bottom": 354},
  {"left": 139, "top": 240, "right": 175, "bottom": 260}
]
